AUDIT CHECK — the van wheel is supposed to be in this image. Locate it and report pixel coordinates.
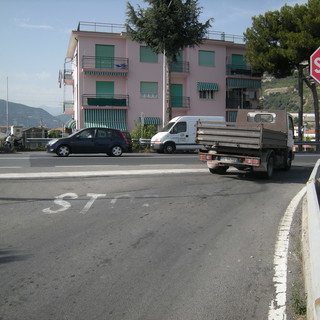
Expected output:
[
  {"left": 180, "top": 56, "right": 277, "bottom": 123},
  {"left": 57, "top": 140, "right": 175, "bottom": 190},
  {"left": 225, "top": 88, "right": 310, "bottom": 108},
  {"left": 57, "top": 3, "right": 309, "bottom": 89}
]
[{"left": 164, "top": 142, "right": 175, "bottom": 154}]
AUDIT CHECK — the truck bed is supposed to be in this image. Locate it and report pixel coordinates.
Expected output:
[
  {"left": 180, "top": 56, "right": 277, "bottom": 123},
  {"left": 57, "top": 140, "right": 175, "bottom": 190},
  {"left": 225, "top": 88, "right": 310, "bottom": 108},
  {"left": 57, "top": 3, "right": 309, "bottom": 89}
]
[{"left": 196, "top": 121, "right": 288, "bottom": 150}]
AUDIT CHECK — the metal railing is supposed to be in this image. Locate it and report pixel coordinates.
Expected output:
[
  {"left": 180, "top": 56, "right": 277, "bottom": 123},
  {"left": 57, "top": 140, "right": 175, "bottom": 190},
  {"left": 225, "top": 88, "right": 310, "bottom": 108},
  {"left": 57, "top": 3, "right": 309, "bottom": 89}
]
[
  {"left": 82, "top": 56, "right": 129, "bottom": 70},
  {"left": 226, "top": 64, "right": 260, "bottom": 77},
  {"left": 170, "top": 96, "right": 190, "bottom": 109},
  {"left": 169, "top": 61, "right": 190, "bottom": 73},
  {"left": 82, "top": 94, "right": 129, "bottom": 108},
  {"left": 76, "top": 21, "right": 245, "bottom": 44},
  {"left": 304, "top": 159, "right": 320, "bottom": 319}
]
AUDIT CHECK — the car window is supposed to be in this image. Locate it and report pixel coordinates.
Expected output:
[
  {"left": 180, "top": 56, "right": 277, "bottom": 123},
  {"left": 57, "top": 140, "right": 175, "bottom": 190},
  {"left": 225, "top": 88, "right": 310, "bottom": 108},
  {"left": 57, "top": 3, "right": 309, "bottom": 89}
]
[
  {"left": 78, "top": 129, "right": 95, "bottom": 139},
  {"left": 97, "top": 129, "right": 108, "bottom": 138}
]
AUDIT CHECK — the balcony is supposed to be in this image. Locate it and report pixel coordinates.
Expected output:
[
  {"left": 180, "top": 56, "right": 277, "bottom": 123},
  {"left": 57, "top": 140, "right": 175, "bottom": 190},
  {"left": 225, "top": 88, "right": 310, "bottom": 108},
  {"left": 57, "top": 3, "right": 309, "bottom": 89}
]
[
  {"left": 64, "top": 69, "right": 73, "bottom": 85},
  {"left": 169, "top": 61, "right": 190, "bottom": 74},
  {"left": 82, "top": 56, "right": 129, "bottom": 75},
  {"left": 63, "top": 101, "right": 74, "bottom": 114},
  {"left": 170, "top": 96, "right": 190, "bottom": 109},
  {"left": 226, "top": 98, "right": 252, "bottom": 109},
  {"left": 82, "top": 94, "right": 129, "bottom": 108},
  {"left": 226, "top": 64, "right": 261, "bottom": 77}
]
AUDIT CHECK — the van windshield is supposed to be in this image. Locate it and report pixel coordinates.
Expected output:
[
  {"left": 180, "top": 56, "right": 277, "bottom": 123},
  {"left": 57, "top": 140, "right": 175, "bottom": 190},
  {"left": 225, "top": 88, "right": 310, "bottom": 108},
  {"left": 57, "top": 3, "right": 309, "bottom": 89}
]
[{"left": 160, "top": 122, "right": 175, "bottom": 132}]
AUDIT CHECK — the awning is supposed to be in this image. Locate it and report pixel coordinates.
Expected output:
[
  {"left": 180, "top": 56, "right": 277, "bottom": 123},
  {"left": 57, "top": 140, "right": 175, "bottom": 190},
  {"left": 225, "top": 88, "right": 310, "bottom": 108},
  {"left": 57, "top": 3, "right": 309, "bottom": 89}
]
[
  {"left": 140, "top": 117, "right": 161, "bottom": 125},
  {"left": 197, "top": 82, "right": 219, "bottom": 91},
  {"left": 84, "top": 109, "right": 128, "bottom": 131},
  {"left": 227, "top": 78, "right": 261, "bottom": 89},
  {"left": 65, "top": 119, "right": 76, "bottom": 129}
]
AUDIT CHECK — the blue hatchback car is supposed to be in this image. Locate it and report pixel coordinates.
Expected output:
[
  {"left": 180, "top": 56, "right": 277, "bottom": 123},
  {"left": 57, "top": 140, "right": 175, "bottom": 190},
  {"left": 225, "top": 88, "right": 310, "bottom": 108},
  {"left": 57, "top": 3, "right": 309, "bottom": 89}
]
[{"left": 46, "top": 127, "right": 128, "bottom": 157}]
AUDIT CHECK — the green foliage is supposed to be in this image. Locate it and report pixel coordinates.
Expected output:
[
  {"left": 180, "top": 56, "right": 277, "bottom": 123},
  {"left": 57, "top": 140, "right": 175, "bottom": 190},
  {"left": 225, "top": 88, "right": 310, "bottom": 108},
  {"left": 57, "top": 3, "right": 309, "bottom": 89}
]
[
  {"left": 48, "top": 129, "right": 62, "bottom": 138},
  {"left": 126, "top": 0, "right": 212, "bottom": 62},
  {"left": 290, "top": 284, "right": 307, "bottom": 315},
  {"left": 244, "top": 0, "right": 320, "bottom": 77},
  {"left": 261, "top": 74, "right": 319, "bottom": 113},
  {"left": 131, "top": 123, "right": 157, "bottom": 140}
]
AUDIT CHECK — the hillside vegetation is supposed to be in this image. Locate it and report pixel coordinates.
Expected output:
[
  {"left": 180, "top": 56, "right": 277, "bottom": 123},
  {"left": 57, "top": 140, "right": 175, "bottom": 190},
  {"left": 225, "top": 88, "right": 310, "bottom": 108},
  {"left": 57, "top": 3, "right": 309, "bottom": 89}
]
[{"left": 261, "top": 73, "right": 318, "bottom": 114}]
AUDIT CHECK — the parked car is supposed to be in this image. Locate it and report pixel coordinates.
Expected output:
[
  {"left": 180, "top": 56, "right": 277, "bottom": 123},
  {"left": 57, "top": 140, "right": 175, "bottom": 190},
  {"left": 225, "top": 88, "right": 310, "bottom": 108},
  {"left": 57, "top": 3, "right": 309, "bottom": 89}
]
[
  {"left": 46, "top": 127, "right": 128, "bottom": 157},
  {"left": 122, "top": 131, "right": 133, "bottom": 152}
]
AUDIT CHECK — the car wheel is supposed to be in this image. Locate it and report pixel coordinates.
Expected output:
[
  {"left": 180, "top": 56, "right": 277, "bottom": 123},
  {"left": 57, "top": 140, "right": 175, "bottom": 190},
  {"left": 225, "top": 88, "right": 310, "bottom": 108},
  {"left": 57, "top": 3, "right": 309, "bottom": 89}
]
[
  {"left": 108, "top": 145, "right": 123, "bottom": 157},
  {"left": 56, "top": 145, "right": 70, "bottom": 157}
]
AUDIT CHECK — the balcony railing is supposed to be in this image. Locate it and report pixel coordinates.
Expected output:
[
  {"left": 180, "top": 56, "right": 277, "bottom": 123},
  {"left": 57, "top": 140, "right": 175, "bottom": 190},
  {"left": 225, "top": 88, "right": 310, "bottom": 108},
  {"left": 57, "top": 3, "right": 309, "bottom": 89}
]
[
  {"left": 63, "top": 101, "right": 74, "bottom": 113},
  {"left": 226, "top": 64, "right": 261, "bottom": 77},
  {"left": 82, "top": 94, "right": 129, "bottom": 108},
  {"left": 226, "top": 98, "right": 252, "bottom": 109},
  {"left": 76, "top": 21, "right": 245, "bottom": 44},
  {"left": 170, "top": 96, "right": 190, "bottom": 109},
  {"left": 82, "top": 56, "right": 129, "bottom": 71},
  {"left": 169, "top": 61, "right": 190, "bottom": 73}
]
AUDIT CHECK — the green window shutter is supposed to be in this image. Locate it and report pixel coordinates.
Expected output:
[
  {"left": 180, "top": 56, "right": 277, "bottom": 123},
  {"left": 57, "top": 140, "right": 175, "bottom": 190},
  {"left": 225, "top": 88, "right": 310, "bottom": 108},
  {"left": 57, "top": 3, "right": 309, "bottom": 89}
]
[
  {"left": 140, "top": 82, "right": 158, "bottom": 98},
  {"left": 170, "top": 84, "right": 183, "bottom": 108},
  {"left": 199, "top": 50, "right": 215, "bottom": 67},
  {"left": 95, "top": 45, "right": 114, "bottom": 69},
  {"left": 140, "top": 46, "right": 158, "bottom": 63},
  {"left": 231, "top": 54, "right": 245, "bottom": 66},
  {"left": 96, "top": 81, "right": 114, "bottom": 96}
]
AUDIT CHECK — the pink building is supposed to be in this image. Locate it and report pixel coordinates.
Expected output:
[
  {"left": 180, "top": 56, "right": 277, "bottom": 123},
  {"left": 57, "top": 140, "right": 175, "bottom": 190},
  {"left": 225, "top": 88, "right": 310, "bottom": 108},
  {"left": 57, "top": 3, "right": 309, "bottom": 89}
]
[{"left": 62, "top": 22, "right": 261, "bottom": 132}]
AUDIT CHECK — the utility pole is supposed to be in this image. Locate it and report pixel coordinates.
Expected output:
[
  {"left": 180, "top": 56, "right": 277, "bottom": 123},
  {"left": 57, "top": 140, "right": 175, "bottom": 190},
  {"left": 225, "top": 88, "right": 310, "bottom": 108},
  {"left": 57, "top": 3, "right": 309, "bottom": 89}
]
[{"left": 6, "top": 77, "right": 9, "bottom": 134}]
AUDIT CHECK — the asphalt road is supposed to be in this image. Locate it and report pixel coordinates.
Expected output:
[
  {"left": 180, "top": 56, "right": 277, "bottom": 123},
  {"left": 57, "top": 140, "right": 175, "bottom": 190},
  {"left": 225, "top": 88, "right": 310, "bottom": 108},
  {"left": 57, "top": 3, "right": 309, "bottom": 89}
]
[{"left": 0, "top": 152, "right": 318, "bottom": 320}]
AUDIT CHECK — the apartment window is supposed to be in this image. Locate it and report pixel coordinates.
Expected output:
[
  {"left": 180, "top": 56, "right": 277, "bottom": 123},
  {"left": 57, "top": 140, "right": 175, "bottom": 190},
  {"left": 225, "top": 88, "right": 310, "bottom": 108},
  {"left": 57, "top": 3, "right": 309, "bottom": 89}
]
[
  {"left": 197, "top": 82, "right": 219, "bottom": 100},
  {"left": 140, "top": 46, "right": 158, "bottom": 63},
  {"left": 140, "top": 82, "right": 158, "bottom": 98},
  {"left": 199, "top": 90, "right": 216, "bottom": 100},
  {"left": 199, "top": 50, "right": 215, "bottom": 67}
]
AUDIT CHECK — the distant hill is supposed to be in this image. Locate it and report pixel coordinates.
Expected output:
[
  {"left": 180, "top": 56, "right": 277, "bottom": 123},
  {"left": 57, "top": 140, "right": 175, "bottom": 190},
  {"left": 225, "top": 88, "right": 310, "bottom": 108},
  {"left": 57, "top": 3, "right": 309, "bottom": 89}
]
[
  {"left": 261, "top": 74, "right": 319, "bottom": 113},
  {"left": 0, "top": 100, "right": 71, "bottom": 129}
]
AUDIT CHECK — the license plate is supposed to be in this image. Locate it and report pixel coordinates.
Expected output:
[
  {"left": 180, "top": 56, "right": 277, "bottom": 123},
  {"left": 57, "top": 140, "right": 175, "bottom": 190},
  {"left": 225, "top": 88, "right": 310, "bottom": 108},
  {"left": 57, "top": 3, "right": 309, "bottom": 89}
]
[{"left": 220, "top": 156, "right": 241, "bottom": 163}]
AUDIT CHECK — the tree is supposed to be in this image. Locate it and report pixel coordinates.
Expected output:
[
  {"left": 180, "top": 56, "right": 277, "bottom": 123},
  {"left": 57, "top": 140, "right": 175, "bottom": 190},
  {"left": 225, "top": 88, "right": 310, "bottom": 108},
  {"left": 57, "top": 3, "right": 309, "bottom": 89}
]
[
  {"left": 244, "top": 0, "right": 320, "bottom": 146},
  {"left": 126, "top": 0, "right": 212, "bottom": 124}
]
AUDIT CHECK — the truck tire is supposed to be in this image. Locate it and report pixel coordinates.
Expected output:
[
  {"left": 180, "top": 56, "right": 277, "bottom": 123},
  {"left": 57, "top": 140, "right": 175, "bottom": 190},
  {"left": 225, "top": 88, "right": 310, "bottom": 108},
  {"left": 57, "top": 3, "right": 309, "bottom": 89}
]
[
  {"left": 282, "top": 153, "right": 292, "bottom": 171},
  {"left": 264, "top": 155, "right": 274, "bottom": 179},
  {"left": 163, "top": 142, "right": 176, "bottom": 154},
  {"left": 209, "top": 166, "right": 228, "bottom": 175}
]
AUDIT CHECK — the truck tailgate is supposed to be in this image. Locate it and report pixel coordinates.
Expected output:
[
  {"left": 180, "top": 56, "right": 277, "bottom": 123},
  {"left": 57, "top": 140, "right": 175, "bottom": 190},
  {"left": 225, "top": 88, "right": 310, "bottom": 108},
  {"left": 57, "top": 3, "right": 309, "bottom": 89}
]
[{"left": 196, "top": 122, "right": 287, "bottom": 149}]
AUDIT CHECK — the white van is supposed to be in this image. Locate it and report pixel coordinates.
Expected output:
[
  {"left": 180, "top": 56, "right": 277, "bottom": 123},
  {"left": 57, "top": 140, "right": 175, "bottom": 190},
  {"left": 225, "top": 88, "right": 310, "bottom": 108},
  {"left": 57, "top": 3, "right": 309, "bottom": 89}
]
[{"left": 151, "top": 115, "right": 225, "bottom": 153}]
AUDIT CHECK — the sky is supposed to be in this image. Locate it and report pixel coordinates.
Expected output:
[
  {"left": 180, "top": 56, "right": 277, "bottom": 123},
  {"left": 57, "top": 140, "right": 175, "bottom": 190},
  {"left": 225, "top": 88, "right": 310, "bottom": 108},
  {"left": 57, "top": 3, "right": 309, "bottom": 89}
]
[{"left": 1, "top": 0, "right": 307, "bottom": 115}]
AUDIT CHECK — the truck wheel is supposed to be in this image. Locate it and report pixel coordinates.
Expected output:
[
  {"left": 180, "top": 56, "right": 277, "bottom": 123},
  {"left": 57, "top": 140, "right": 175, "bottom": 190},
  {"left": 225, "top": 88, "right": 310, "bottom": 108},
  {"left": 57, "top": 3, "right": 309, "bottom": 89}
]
[
  {"left": 282, "top": 154, "right": 292, "bottom": 171},
  {"left": 209, "top": 166, "right": 228, "bottom": 175},
  {"left": 264, "top": 155, "right": 274, "bottom": 179},
  {"left": 164, "top": 142, "right": 175, "bottom": 154}
]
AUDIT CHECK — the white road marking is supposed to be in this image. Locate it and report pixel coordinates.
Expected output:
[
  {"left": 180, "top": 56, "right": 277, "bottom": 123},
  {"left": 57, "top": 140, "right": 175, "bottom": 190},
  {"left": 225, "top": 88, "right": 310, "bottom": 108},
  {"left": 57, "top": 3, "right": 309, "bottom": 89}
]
[
  {"left": 268, "top": 186, "right": 306, "bottom": 320},
  {"left": 0, "top": 168, "right": 208, "bottom": 179}
]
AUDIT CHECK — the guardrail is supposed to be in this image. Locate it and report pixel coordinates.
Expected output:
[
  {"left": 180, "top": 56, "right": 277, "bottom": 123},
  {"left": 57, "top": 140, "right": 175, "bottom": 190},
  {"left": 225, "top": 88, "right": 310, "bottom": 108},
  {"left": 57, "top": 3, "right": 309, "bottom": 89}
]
[{"left": 304, "top": 159, "right": 320, "bottom": 320}]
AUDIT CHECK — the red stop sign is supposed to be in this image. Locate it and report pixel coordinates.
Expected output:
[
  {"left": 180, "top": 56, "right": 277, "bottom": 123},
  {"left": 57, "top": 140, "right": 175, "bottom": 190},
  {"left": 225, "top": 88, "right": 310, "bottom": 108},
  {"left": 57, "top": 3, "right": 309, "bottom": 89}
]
[{"left": 310, "top": 47, "right": 320, "bottom": 83}]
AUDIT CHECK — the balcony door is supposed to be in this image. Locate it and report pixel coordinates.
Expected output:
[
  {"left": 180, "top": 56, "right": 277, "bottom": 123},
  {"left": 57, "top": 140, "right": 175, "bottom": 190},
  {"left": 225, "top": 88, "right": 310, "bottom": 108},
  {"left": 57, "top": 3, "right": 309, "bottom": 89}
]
[
  {"left": 96, "top": 81, "right": 114, "bottom": 98},
  {"left": 170, "top": 84, "right": 183, "bottom": 108},
  {"left": 95, "top": 44, "right": 115, "bottom": 69}
]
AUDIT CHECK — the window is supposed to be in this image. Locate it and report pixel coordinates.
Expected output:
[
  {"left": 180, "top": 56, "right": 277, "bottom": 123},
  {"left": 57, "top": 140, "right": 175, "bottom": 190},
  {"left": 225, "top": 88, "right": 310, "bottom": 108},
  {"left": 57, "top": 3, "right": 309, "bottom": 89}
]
[
  {"left": 171, "top": 122, "right": 186, "bottom": 134},
  {"left": 140, "top": 46, "right": 158, "bottom": 63},
  {"left": 199, "top": 90, "right": 215, "bottom": 100},
  {"left": 140, "top": 82, "right": 158, "bottom": 98},
  {"left": 199, "top": 50, "right": 215, "bottom": 67}
]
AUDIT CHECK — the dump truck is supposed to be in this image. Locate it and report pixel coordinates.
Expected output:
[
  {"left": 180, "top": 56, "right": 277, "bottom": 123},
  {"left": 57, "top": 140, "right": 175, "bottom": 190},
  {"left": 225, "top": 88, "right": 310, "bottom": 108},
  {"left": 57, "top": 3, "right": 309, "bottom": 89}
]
[{"left": 196, "top": 110, "right": 295, "bottom": 178}]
